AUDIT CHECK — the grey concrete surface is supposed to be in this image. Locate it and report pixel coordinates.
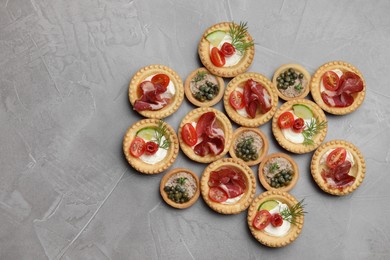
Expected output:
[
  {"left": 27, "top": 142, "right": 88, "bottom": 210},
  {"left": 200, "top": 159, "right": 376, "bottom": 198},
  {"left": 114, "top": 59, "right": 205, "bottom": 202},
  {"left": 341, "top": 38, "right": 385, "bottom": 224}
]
[{"left": 1, "top": 0, "right": 389, "bottom": 259}]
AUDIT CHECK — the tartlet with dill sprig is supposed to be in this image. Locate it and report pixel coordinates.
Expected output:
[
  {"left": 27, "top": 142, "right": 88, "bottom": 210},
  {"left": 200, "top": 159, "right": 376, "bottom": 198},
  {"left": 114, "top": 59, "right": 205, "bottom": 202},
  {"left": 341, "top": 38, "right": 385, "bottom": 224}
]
[{"left": 198, "top": 21, "right": 255, "bottom": 78}]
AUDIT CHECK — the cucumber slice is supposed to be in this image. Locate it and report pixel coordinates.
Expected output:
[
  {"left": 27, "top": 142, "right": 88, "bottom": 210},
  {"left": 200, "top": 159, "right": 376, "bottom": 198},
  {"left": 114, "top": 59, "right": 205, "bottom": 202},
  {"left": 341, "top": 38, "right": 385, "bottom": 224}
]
[
  {"left": 258, "top": 199, "right": 279, "bottom": 211},
  {"left": 136, "top": 127, "right": 156, "bottom": 141},
  {"left": 206, "top": 30, "right": 227, "bottom": 47},
  {"left": 293, "top": 104, "right": 313, "bottom": 119}
]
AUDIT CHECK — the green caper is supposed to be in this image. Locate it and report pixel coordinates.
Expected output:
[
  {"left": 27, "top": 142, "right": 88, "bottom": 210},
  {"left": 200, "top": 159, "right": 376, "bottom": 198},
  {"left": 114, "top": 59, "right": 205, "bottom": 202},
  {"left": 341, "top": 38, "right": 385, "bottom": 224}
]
[
  {"left": 288, "top": 68, "right": 294, "bottom": 73},
  {"left": 299, "top": 73, "right": 304, "bottom": 79}
]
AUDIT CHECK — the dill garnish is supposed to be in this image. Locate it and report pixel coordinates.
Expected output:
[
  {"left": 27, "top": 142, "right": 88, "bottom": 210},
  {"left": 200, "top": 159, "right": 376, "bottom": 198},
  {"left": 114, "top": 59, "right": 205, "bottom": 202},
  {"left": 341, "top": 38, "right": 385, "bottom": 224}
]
[
  {"left": 192, "top": 71, "right": 207, "bottom": 83},
  {"left": 177, "top": 177, "right": 187, "bottom": 185},
  {"left": 280, "top": 199, "right": 307, "bottom": 225},
  {"left": 302, "top": 118, "right": 327, "bottom": 146},
  {"left": 269, "top": 162, "right": 280, "bottom": 174},
  {"left": 152, "top": 120, "right": 171, "bottom": 150},
  {"left": 229, "top": 21, "right": 254, "bottom": 55}
]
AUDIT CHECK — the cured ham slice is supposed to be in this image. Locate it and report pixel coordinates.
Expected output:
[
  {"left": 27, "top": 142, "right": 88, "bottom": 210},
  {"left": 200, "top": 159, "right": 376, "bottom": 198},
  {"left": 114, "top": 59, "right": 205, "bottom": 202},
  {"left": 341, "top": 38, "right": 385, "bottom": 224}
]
[
  {"left": 321, "top": 161, "right": 355, "bottom": 189},
  {"left": 243, "top": 79, "right": 272, "bottom": 118},
  {"left": 321, "top": 92, "right": 354, "bottom": 108},
  {"left": 208, "top": 167, "right": 246, "bottom": 199},
  {"left": 133, "top": 81, "right": 172, "bottom": 111},
  {"left": 194, "top": 112, "right": 225, "bottom": 156}
]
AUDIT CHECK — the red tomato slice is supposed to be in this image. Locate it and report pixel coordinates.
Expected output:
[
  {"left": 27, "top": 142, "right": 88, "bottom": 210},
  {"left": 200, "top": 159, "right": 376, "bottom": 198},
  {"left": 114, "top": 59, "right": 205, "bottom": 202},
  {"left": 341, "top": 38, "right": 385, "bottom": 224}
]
[
  {"left": 292, "top": 118, "right": 305, "bottom": 133},
  {"left": 210, "top": 47, "right": 226, "bottom": 67},
  {"left": 229, "top": 91, "right": 245, "bottom": 110},
  {"left": 253, "top": 210, "right": 271, "bottom": 230},
  {"left": 326, "top": 148, "right": 347, "bottom": 169},
  {"left": 182, "top": 123, "right": 198, "bottom": 146},
  {"left": 271, "top": 213, "right": 283, "bottom": 227},
  {"left": 209, "top": 187, "right": 228, "bottom": 203},
  {"left": 220, "top": 42, "right": 236, "bottom": 57},
  {"left": 130, "top": 137, "right": 145, "bottom": 158},
  {"left": 322, "top": 71, "right": 340, "bottom": 91},
  {"left": 145, "top": 141, "right": 159, "bottom": 155},
  {"left": 278, "top": 112, "right": 294, "bottom": 129},
  {"left": 151, "top": 74, "right": 170, "bottom": 88}
]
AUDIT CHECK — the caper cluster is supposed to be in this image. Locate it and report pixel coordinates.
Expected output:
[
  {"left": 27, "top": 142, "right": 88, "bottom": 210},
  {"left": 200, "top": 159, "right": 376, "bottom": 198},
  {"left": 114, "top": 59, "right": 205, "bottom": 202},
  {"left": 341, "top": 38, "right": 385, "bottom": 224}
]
[
  {"left": 276, "top": 68, "right": 304, "bottom": 90},
  {"left": 194, "top": 81, "right": 219, "bottom": 102},
  {"left": 164, "top": 184, "right": 190, "bottom": 204},
  {"left": 235, "top": 137, "right": 259, "bottom": 162},
  {"left": 269, "top": 170, "right": 294, "bottom": 188}
]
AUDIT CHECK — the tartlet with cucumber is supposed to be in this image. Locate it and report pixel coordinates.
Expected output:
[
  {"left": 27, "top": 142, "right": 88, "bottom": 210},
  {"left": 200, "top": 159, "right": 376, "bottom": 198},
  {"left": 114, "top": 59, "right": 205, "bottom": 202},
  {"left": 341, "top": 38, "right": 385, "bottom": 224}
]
[
  {"left": 198, "top": 22, "right": 255, "bottom": 78},
  {"left": 123, "top": 119, "right": 179, "bottom": 174},
  {"left": 272, "top": 99, "right": 327, "bottom": 154}
]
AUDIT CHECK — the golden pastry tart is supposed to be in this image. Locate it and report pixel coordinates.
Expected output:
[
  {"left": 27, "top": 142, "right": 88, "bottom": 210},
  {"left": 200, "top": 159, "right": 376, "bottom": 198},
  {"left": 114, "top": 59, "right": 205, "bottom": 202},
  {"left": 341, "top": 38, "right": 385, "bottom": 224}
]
[
  {"left": 200, "top": 158, "right": 256, "bottom": 214},
  {"left": 160, "top": 168, "right": 200, "bottom": 209},
  {"left": 258, "top": 153, "right": 299, "bottom": 192},
  {"left": 129, "top": 64, "right": 184, "bottom": 119},
  {"left": 272, "top": 64, "right": 311, "bottom": 101},
  {"left": 123, "top": 119, "right": 179, "bottom": 174},
  {"left": 310, "top": 61, "right": 366, "bottom": 115},
  {"left": 178, "top": 107, "right": 232, "bottom": 163},
  {"left": 198, "top": 22, "right": 255, "bottom": 78},
  {"left": 272, "top": 99, "right": 327, "bottom": 154},
  {"left": 247, "top": 191, "right": 305, "bottom": 247},
  {"left": 310, "top": 140, "right": 366, "bottom": 196},
  {"left": 184, "top": 67, "right": 225, "bottom": 107},
  {"left": 223, "top": 72, "right": 278, "bottom": 127},
  {"left": 229, "top": 127, "right": 269, "bottom": 166}
]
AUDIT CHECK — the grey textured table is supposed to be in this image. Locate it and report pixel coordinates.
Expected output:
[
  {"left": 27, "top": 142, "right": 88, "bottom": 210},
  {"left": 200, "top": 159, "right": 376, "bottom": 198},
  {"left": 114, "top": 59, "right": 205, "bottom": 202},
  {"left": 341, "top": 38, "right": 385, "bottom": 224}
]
[{"left": 1, "top": 0, "right": 390, "bottom": 259}]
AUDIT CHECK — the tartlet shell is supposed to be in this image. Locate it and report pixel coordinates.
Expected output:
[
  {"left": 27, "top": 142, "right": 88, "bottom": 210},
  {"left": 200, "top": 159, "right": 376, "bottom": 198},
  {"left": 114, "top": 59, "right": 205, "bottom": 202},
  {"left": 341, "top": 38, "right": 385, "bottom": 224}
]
[
  {"left": 123, "top": 119, "right": 179, "bottom": 174},
  {"left": 272, "top": 99, "right": 327, "bottom": 154},
  {"left": 198, "top": 22, "right": 255, "bottom": 78},
  {"left": 178, "top": 107, "right": 233, "bottom": 163},
  {"left": 310, "top": 61, "right": 366, "bottom": 115},
  {"left": 272, "top": 63, "right": 311, "bottom": 101},
  {"left": 224, "top": 72, "right": 278, "bottom": 127},
  {"left": 129, "top": 64, "right": 184, "bottom": 119},
  {"left": 184, "top": 67, "right": 225, "bottom": 107},
  {"left": 229, "top": 127, "right": 269, "bottom": 166},
  {"left": 258, "top": 153, "right": 299, "bottom": 192},
  {"left": 247, "top": 191, "right": 304, "bottom": 247},
  {"left": 310, "top": 140, "right": 366, "bottom": 196},
  {"left": 160, "top": 168, "right": 200, "bottom": 209},
  {"left": 200, "top": 158, "right": 256, "bottom": 214}
]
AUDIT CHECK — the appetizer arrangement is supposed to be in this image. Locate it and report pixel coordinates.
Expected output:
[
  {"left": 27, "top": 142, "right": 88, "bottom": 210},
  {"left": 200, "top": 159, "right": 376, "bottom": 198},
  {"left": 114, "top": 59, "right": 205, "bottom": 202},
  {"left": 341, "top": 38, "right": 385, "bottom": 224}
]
[
  {"left": 184, "top": 67, "right": 225, "bottom": 107},
  {"left": 311, "top": 140, "right": 366, "bottom": 196},
  {"left": 272, "top": 99, "right": 327, "bottom": 154},
  {"left": 200, "top": 158, "right": 256, "bottom": 214},
  {"left": 224, "top": 72, "right": 278, "bottom": 127},
  {"left": 272, "top": 64, "right": 311, "bottom": 101},
  {"left": 258, "top": 153, "right": 299, "bottom": 192},
  {"left": 310, "top": 61, "right": 365, "bottom": 115},
  {"left": 129, "top": 64, "right": 184, "bottom": 118},
  {"left": 248, "top": 191, "right": 305, "bottom": 247},
  {"left": 198, "top": 22, "right": 255, "bottom": 77}
]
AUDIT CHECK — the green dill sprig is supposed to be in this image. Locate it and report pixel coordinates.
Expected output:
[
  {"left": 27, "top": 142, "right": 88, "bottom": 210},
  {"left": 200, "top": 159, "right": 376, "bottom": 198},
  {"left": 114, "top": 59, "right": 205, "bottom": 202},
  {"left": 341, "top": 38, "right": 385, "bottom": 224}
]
[
  {"left": 152, "top": 120, "right": 171, "bottom": 150},
  {"left": 280, "top": 199, "right": 307, "bottom": 225},
  {"left": 294, "top": 82, "right": 303, "bottom": 92},
  {"left": 192, "top": 71, "right": 207, "bottom": 83},
  {"left": 229, "top": 21, "right": 254, "bottom": 55},
  {"left": 177, "top": 177, "right": 187, "bottom": 185},
  {"left": 302, "top": 118, "right": 327, "bottom": 146},
  {"left": 269, "top": 162, "right": 280, "bottom": 174}
]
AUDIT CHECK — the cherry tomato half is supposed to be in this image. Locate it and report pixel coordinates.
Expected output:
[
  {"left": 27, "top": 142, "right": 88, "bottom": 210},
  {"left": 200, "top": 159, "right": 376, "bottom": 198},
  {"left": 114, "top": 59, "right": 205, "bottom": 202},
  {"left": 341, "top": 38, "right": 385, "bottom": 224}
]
[
  {"left": 326, "top": 147, "right": 347, "bottom": 169},
  {"left": 253, "top": 210, "right": 271, "bottom": 230},
  {"left": 322, "top": 71, "right": 340, "bottom": 91},
  {"left": 145, "top": 141, "right": 159, "bottom": 155},
  {"left": 278, "top": 112, "right": 294, "bottom": 129},
  {"left": 151, "top": 74, "right": 170, "bottom": 88},
  {"left": 209, "top": 187, "right": 228, "bottom": 203},
  {"left": 220, "top": 42, "right": 236, "bottom": 57},
  {"left": 130, "top": 137, "right": 145, "bottom": 158},
  {"left": 229, "top": 91, "right": 245, "bottom": 110},
  {"left": 182, "top": 123, "right": 198, "bottom": 146},
  {"left": 292, "top": 118, "right": 305, "bottom": 133},
  {"left": 271, "top": 213, "right": 284, "bottom": 227},
  {"left": 210, "top": 47, "right": 226, "bottom": 67}
]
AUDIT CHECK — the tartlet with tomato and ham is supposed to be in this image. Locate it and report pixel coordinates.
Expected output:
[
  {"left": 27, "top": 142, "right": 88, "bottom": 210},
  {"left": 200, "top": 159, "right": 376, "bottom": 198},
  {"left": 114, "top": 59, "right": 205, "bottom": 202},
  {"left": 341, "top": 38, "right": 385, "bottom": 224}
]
[
  {"left": 129, "top": 64, "right": 184, "bottom": 119},
  {"left": 198, "top": 22, "right": 255, "bottom": 78},
  {"left": 310, "top": 140, "right": 366, "bottom": 196},
  {"left": 224, "top": 72, "right": 278, "bottom": 127},
  {"left": 272, "top": 99, "right": 327, "bottom": 154},
  {"left": 123, "top": 119, "right": 179, "bottom": 174},
  {"left": 178, "top": 107, "right": 233, "bottom": 163},
  {"left": 310, "top": 61, "right": 366, "bottom": 115},
  {"left": 200, "top": 158, "right": 256, "bottom": 214},
  {"left": 247, "top": 191, "right": 305, "bottom": 247}
]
